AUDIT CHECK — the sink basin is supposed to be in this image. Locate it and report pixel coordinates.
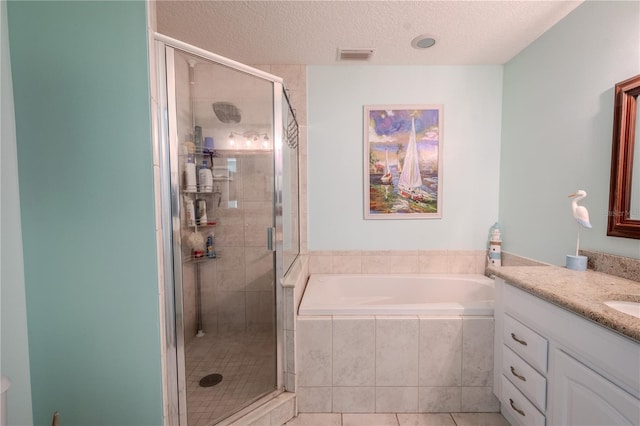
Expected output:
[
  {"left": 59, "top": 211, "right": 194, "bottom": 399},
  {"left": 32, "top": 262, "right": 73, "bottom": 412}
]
[{"left": 604, "top": 301, "right": 640, "bottom": 318}]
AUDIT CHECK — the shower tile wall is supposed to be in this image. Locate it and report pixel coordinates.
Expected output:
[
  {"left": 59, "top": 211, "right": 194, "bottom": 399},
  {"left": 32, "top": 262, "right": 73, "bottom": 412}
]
[
  {"left": 177, "top": 62, "right": 307, "bottom": 342},
  {"left": 255, "top": 64, "right": 308, "bottom": 255},
  {"left": 197, "top": 152, "right": 275, "bottom": 335}
]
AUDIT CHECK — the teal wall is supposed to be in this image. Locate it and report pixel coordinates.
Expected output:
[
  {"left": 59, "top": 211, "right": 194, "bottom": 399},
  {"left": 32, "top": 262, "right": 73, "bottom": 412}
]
[
  {"left": 8, "top": 1, "right": 163, "bottom": 425},
  {"left": 1, "top": 1, "right": 33, "bottom": 424},
  {"left": 500, "top": 0, "right": 640, "bottom": 264},
  {"left": 307, "top": 66, "right": 503, "bottom": 250}
]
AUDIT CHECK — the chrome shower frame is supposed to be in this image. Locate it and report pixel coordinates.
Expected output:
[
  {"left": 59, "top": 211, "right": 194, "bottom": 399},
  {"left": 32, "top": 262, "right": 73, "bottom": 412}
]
[{"left": 154, "top": 33, "right": 288, "bottom": 425}]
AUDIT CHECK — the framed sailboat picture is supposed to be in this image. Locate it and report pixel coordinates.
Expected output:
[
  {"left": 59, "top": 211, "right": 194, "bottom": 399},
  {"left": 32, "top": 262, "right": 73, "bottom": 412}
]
[{"left": 364, "top": 105, "right": 443, "bottom": 219}]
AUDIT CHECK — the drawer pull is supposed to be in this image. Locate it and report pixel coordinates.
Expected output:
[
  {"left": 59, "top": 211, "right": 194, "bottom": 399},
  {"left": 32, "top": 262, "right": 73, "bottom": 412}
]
[
  {"left": 509, "top": 398, "right": 526, "bottom": 417},
  {"left": 510, "top": 366, "right": 527, "bottom": 382},
  {"left": 511, "top": 332, "right": 528, "bottom": 346}
]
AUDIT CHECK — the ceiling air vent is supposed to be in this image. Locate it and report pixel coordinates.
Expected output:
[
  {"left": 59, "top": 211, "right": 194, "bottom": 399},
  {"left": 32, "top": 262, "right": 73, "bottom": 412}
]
[{"left": 337, "top": 48, "right": 375, "bottom": 61}]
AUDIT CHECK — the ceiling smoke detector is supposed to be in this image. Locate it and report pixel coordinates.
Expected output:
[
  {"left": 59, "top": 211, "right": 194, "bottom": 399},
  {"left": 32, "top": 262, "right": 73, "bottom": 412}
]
[{"left": 337, "top": 48, "right": 375, "bottom": 61}]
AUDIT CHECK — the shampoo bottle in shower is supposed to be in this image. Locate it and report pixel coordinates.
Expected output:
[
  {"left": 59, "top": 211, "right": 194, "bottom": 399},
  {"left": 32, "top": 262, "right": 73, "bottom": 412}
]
[
  {"left": 195, "top": 199, "right": 207, "bottom": 226},
  {"left": 185, "top": 197, "right": 195, "bottom": 226},
  {"left": 199, "top": 160, "right": 213, "bottom": 192},
  {"left": 185, "top": 155, "right": 197, "bottom": 192},
  {"left": 206, "top": 234, "right": 215, "bottom": 258}
]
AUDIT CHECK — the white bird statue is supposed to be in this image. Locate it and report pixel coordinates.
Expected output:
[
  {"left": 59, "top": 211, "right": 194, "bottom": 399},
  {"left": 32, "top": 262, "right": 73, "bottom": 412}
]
[{"left": 568, "top": 190, "right": 592, "bottom": 256}]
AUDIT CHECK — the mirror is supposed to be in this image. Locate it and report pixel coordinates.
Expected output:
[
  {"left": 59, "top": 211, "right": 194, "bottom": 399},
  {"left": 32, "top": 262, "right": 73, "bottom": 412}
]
[{"left": 608, "top": 74, "right": 640, "bottom": 238}]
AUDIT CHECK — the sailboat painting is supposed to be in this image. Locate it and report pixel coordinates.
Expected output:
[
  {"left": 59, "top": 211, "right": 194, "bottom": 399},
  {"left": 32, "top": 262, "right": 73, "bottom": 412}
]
[{"left": 364, "top": 105, "right": 443, "bottom": 219}]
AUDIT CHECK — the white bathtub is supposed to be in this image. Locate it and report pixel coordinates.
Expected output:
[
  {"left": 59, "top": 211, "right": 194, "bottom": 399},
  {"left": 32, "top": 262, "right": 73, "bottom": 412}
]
[{"left": 299, "top": 274, "right": 495, "bottom": 316}]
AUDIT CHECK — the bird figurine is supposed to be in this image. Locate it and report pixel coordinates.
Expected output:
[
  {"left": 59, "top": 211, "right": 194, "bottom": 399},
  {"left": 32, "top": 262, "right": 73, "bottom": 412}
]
[{"left": 568, "top": 190, "right": 592, "bottom": 256}]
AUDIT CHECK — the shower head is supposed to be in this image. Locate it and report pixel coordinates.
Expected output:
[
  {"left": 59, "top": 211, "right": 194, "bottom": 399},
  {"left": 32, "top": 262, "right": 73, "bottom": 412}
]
[{"left": 212, "top": 102, "right": 241, "bottom": 123}]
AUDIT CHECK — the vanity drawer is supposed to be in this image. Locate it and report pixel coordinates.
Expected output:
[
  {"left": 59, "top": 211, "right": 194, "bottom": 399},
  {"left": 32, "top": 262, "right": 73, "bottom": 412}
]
[
  {"left": 502, "top": 375, "right": 546, "bottom": 426},
  {"left": 504, "top": 313, "right": 548, "bottom": 373},
  {"left": 502, "top": 345, "right": 547, "bottom": 411}
]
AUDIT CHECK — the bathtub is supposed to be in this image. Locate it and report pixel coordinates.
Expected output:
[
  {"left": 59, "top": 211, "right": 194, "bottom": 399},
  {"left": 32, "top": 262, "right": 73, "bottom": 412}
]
[
  {"left": 296, "top": 274, "right": 499, "bottom": 413},
  {"left": 299, "top": 273, "right": 495, "bottom": 316}
]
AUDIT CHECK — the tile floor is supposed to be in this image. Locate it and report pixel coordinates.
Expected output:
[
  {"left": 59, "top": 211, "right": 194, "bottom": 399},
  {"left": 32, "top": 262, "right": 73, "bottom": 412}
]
[
  {"left": 285, "top": 412, "right": 510, "bottom": 426},
  {"left": 185, "top": 330, "right": 276, "bottom": 426}
]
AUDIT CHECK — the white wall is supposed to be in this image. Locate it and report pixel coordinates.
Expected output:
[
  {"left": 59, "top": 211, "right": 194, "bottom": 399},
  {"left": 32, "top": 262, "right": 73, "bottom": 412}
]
[
  {"left": 500, "top": 0, "right": 640, "bottom": 264},
  {"left": 307, "top": 66, "right": 503, "bottom": 250}
]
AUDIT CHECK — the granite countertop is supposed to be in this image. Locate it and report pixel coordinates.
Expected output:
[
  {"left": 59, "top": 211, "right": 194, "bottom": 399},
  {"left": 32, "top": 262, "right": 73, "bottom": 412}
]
[{"left": 486, "top": 264, "right": 640, "bottom": 343}]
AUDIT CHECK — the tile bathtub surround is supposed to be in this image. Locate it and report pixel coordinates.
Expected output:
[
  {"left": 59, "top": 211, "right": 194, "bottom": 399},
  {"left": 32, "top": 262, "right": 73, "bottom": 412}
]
[
  {"left": 308, "top": 250, "right": 486, "bottom": 275},
  {"left": 296, "top": 315, "right": 497, "bottom": 414}
]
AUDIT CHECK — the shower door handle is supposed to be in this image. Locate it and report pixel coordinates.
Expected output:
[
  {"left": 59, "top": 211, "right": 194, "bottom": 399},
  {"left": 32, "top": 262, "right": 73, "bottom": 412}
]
[{"left": 267, "top": 227, "right": 276, "bottom": 251}]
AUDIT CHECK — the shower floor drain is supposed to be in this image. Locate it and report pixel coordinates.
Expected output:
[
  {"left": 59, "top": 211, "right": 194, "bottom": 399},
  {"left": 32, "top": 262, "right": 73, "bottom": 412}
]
[{"left": 199, "top": 373, "right": 223, "bottom": 388}]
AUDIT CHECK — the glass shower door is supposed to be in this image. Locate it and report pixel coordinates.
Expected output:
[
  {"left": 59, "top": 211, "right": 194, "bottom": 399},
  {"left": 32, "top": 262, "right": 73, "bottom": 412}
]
[{"left": 165, "top": 46, "right": 277, "bottom": 425}]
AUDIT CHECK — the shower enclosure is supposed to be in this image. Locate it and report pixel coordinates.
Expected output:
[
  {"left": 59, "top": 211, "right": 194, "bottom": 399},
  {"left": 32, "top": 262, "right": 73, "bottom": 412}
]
[{"left": 155, "top": 35, "right": 299, "bottom": 425}]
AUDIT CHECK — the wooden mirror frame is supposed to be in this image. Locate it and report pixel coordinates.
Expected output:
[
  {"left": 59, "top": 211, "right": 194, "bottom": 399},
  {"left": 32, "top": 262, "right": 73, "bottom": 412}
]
[{"left": 608, "top": 74, "right": 640, "bottom": 239}]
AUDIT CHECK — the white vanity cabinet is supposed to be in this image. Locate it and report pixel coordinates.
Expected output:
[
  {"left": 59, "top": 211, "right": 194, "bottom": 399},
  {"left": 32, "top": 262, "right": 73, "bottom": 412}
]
[
  {"left": 552, "top": 349, "right": 639, "bottom": 425},
  {"left": 493, "top": 277, "right": 640, "bottom": 426}
]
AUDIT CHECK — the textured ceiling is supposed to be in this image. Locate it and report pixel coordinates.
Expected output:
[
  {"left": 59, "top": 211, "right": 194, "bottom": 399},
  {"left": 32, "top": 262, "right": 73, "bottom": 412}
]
[{"left": 156, "top": 0, "right": 583, "bottom": 65}]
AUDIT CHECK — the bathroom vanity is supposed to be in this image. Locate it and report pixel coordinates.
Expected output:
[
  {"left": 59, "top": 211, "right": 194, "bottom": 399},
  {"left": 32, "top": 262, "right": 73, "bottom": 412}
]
[{"left": 489, "top": 266, "right": 640, "bottom": 426}]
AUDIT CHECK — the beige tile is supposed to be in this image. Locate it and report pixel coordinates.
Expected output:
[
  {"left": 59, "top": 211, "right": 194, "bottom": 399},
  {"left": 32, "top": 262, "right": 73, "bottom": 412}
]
[
  {"left": 285, "top": 413, "right": 341, "bottom": 426},
  {"left": 217, "top": 291, "right": 246, "bottom": 326},
  {"left": 284, "top": 288, "right": 295, "bottom": 330},
  {"left": 272, "top": 64, "right": 305, "bottom": 91},
  {"left": 289, "top": 89, "right": 307, "bottom": 126},
  {"left": 397, "top": 413, "right": 456, "bottom": 426},
  {"left": 216, "top": 216, "right": 246, "bottom": 246},
  {"left": 200, "top": 286, "right": 218, "bottom": 332},
  {"left": 462, "top": 318, "right": 494, "bottom": 386},
  {"left": 333, "top": 317, "right": 375, "bottom": 386},
  {"left": 251, "top": 64, "right": 271, "bottom": 73},
  {"left": 243, "top": 201, "right": 274, "bottom": 247},
  {"left": 308, "top": 250, "right": 335, "bottom": 256},
  {"left": 447, "top": 255, "right": 479, "bottom": 274},
  {"left": 309, "top": 254, "right": 332, "bottom": 273},
  {"left": 418, "top": 387, "right": 461, "bottom": 413},
  {"left": 216, "top": 246, "right": 246, "bottom": 291},
  {"left": 447, "top": 250, "right": 480, "bottom": 256},
  {"left": 375, "top": 387, "right": 418, "bottom": 413},
  {"left": 270, "top": 396, "right": 296, "bottom": 426},
  {"left": 285, "top": 329, "right": 295, "bottom": 373},
  {"left": 245, "top": 247, "right": 274, "bottom": 291},
  {"left": 450, "top": 413, "right": 509, "bottom": 426},
  {"left": 418, "top": 253, "right": 449, "bottom": 274},
  {"left": 245, "top": 291, "right": 273, "bottom": 326},
  {"left": 419, "top": 318, "right": 462, "bottom": 386},
  {"left": 363, "top": 255, "right": 420, "bottom": 274},
  {"left": 332, "top": 387, "right": 375, "bottom": 413},
  {"left": 362, "top": 250, "right": 420, "bottom": 256},
  {"left": 297, "top": 317, "right": 332, "bottom": 386},
  {"left": 332, "top": 255, "right": 363, "bottom": 273},
  {"left": 297, "top": 387, "right": 332, "bottom": 413},
  {"left": 460, "top": 387, "right": 499, "bottom": 412},
  {"left": 331, "top": 250, "right": 362, "bottom": 256},
  {"left": 376, "top": 317, "right": 419, "bottom": 386},
  {"left": 343, "top": 413, "right": 399, "bottom": 426},
  {"left": 284, "top": 372, "right": 296, "bottom": 392},
  {"left": 245, "top": 412, "right": 271, "bottom": 426}
]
